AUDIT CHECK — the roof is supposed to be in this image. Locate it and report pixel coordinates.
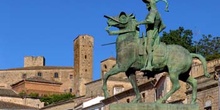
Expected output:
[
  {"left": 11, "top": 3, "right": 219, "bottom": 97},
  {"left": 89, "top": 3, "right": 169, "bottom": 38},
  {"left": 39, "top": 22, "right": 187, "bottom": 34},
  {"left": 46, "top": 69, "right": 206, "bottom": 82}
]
[
  {"left": 11, "top": 76, "right": 62, "bottom": 87},
  {"left": 41, "top": 95, "right": 86, "bottom": 109},
  {"left": 85, "top": 77, "right": 129, "bottom": 85},
  {"left": 101, "top": 57, "right": 116, "bottom": 63},
  {"left": 0, "top": 101, "right": 37, "bottom": 109},
  {"left": 85, "top": 79, "right": 102, "bottom": 85},
  {"left": 1, "top": 66, "right": 74, "bottom": 71},
  {"left": 73, "top": 34, "right": 93, "bottom": 42},
  {"left": 0, "top": 88, "right": 19, "bottom": 97}
]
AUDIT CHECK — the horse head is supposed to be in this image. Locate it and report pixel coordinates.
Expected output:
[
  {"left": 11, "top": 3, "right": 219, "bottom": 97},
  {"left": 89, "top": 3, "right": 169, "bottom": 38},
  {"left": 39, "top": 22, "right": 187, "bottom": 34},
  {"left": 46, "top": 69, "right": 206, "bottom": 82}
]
[{"left": 104, "top": 12, "right": 135, "bottom": 29}]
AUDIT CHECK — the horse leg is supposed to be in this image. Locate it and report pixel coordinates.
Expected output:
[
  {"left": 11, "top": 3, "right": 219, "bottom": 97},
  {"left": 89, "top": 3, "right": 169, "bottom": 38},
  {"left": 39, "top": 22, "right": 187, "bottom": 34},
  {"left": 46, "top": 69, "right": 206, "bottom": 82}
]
[
  {"left": 186, "top": 76, "right": 197, "bottom": 104},
  {"left": 126, "top": 69, "right": 141, "bottom": 103},
  {"left": 156, "top": 71, "right": 180, "bottom": 103},
  {"left": 102, "top": 64, "right": 124, "bottom": 98}
]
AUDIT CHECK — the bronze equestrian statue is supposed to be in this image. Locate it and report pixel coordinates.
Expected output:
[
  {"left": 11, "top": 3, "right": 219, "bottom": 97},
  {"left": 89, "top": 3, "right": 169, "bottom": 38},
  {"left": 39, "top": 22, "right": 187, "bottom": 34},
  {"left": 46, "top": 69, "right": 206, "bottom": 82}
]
[{"left": 102, "top": 12, "right": 210, "bottom": 104}]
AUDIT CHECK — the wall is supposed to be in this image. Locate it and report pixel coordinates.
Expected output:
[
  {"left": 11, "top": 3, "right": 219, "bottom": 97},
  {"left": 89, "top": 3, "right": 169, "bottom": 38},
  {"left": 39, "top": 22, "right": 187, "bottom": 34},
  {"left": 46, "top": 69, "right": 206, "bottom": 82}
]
[
  {"left": 190, "top": 59, "right": 220, "bottom": 77},
  {"left": 187, "top": 72, "right": 219, "bottom": 110},
  {"left": 24, "top": 56, "right": 45, "bottom": 67},
  {"left": 0, "top": 68, "right": 74, "bottom": 93},
  {"left": 0, "top": 96, "right": 44, "bottom": 108}
]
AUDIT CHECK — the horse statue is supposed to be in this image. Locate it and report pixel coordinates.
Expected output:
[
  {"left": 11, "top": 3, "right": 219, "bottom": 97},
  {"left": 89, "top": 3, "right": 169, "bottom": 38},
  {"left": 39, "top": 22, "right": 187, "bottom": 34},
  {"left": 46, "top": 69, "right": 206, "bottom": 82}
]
[{"left": 102, "top": 12, "right": 210, "bottom": 104}]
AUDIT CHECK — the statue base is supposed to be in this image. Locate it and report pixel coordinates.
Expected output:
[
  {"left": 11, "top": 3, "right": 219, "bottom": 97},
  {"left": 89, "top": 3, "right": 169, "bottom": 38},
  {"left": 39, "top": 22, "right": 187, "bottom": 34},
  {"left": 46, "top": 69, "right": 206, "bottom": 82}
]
[{"left": 109, "top": 103, "right": 199, "bottom": 110}]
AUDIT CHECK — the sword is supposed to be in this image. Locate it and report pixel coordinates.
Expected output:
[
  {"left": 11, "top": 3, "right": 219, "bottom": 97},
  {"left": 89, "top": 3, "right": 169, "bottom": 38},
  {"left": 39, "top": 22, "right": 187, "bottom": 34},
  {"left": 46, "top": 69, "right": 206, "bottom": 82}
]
[{"left": 101, "top": 42, "right": 116, "bottom": 46}]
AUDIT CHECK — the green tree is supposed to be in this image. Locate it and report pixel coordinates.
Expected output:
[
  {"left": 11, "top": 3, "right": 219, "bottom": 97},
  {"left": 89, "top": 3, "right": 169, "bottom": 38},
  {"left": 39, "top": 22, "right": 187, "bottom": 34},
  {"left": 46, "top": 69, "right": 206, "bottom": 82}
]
[
  {"left": 40, "top": 93, "right": 75, "bottom": 106},
  {"left": 160, "top": 27, "right": 196, "bottom": 53},
  {"left": 195, "top": 35, "right": 220, "bottom": 61}
]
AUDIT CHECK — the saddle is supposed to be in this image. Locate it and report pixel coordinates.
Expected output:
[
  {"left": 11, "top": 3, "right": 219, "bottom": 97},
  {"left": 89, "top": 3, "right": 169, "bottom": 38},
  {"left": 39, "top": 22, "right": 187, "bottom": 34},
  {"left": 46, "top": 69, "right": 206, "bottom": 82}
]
[{"left": 138, "top": 38, "right": 166, "bottom": 58}]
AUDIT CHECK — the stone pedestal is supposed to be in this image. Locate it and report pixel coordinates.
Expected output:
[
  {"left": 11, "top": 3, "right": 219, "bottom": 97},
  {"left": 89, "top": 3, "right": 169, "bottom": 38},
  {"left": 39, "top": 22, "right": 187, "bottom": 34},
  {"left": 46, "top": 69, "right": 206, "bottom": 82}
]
[{"left": 109, "top": 103, "right": 199, "bottom": 110}]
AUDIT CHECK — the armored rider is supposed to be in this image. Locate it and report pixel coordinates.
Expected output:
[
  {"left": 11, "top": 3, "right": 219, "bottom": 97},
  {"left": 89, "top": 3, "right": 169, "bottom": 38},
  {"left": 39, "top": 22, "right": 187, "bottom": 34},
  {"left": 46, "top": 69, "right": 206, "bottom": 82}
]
[{"left": 139, "top": 0, "right": 169, "bottom": 71}]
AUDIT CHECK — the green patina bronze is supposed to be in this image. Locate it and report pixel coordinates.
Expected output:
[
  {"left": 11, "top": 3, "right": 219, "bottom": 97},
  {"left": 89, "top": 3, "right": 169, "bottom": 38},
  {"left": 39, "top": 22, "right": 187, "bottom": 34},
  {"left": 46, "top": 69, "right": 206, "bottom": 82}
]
[
  {"left": 139, "top": 0, "right": 168, "bottom": 71},
  {"left": 102, "top": 12, "right": 210, "bottom": 104},
  {"left": 110, "top": 103, "right": 199, "bottom": 110}
]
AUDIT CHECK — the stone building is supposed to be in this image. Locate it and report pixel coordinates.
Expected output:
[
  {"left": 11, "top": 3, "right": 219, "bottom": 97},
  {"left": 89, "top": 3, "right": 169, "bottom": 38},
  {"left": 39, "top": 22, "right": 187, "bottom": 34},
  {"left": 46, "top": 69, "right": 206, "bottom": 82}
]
[
  {"left": 186, "top": 59, "right": 220, "bottom": 110},
  {"left": 11, "top": 76, "right": 62, "bottom": 96},
  {"left": 0, "top": 35, "right": 94, "bottom": 97},
  {"left": 99, "top": 59, "right": 220, "bottom": 110},
  {"left": 0, "top": 88, "right": 43, "bottom": 109},
  {"left": 41, "top": 57, "right": 220, "bottom": 110}
]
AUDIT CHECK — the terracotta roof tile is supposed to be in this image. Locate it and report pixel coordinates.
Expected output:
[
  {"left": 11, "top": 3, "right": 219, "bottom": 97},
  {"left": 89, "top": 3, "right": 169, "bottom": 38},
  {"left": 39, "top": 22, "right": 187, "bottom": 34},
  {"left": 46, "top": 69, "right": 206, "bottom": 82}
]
[
  {"left": 11, "top": 76, "right": 62, "bottom": 87},
  {"left": 0, "top": 101, "right": 37, "bottom": 109},
  {"left": 0, "top": 88, "right": 18, "bottom": 97}
]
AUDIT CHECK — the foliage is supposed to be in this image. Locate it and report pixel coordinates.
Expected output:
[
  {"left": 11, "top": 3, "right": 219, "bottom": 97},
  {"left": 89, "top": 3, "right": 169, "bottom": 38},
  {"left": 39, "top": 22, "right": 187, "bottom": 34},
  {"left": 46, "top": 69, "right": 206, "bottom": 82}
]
[
  {"left": 160, "top": 27, "right": 196, "bottom": 53},
  {"left": 18, "top": 90, "right": 27, "bottom": 98},
  {"left": 195, "top": 35, "right": 220, "bottom": 61},
  {"left": 160, "top": 27, "right": 220, "bottom": 61},
  {"left": 29, "top": 92, "right": 39, "bottom": 99},
  {"left": 40, "top": 93, "right": 75, "bottom": 106}
]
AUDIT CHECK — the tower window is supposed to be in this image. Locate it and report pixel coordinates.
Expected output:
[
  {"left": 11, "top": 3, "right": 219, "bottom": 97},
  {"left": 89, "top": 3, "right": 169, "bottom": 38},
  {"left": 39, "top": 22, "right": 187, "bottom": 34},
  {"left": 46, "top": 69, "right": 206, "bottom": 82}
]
[
  {"left": 70, "top": 88, "right": 73, "bottom": 93},
  {"left": 142, "top": 93, "right": 145, "bottom": 98},
  {"left": 54, "top": 72, "right": 59, "bottom": 78},
  {"left": 104, "top": 64, "right": 107, "bottom": 69},
  {"left": 127, "top": 99, "right": 130, "bottom": 103},
  {"left": 85, "top": 55, "right": 87, "bottom": 59},
  {"left": 37, "top": 72, "right": 42, "bottom": 77}
]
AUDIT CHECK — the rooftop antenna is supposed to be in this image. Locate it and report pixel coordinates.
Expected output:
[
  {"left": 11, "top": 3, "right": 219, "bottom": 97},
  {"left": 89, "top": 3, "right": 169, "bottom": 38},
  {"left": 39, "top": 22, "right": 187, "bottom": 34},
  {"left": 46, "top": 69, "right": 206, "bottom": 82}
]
[{"left": 193, "top": 27, "right": 201, "bottom": 53}]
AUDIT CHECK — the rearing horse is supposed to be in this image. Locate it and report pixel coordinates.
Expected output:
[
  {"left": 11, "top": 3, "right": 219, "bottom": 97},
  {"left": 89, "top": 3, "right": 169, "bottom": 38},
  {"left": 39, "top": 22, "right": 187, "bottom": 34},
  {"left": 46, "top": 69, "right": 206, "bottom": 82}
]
[{"left": 102, "top": 12, "right": 210, "bottom": 104}]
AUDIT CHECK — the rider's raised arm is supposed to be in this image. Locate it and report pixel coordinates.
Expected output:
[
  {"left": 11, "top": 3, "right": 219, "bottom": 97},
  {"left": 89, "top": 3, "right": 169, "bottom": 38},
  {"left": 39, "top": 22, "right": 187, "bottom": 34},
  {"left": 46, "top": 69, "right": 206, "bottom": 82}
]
[{"left": 137, "top": 20, "right": 147, "bottom": 26}]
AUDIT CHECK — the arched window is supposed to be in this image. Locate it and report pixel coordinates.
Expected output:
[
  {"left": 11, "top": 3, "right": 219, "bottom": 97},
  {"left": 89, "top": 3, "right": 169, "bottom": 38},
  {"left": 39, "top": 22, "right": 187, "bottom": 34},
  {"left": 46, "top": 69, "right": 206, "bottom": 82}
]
[
  {"left": 104, "top": 64, "right": 107, "bottom": 69},
  {"left": 127, "top": 99, "right": 130, "bottom": 103},
  {"left": 54, "top": 72, "right": 59, "bottom": 78},
  {"left": 204, "top": 100, "right": 212, "bottom": 110},
  {"left": 70, "top": 88, "right": 73, "bottom": 93}
]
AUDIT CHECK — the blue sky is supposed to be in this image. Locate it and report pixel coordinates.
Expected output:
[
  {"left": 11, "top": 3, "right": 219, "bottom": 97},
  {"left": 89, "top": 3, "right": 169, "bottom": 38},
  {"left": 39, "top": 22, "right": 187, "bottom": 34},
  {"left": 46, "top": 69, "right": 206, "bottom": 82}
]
[{"left": 0, "top": 0, "right": 219, "bottom": 80}]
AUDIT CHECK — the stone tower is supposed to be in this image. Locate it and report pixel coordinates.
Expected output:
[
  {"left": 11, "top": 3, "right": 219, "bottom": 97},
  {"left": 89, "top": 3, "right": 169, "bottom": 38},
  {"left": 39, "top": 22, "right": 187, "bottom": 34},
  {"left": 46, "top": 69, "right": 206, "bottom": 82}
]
[
  {"left": 73, "top": 35, "right": 93, "bottom": 96},
  {"left": 101, "top": 57, "right": 116, "bottom": 78},
  {"left": 101, "top": 57, "right": 126, "bottom": 79}
]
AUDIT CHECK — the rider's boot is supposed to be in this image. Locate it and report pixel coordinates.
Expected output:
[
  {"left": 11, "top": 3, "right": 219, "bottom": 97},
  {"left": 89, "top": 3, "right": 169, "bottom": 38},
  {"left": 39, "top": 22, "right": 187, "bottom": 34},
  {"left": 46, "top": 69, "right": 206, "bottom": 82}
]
[
  {"left": 141, "top": 51, "right": 153, "bottom": 71},
  {"left": 145, "top": 52, "right": 153, "bottom": 71}
]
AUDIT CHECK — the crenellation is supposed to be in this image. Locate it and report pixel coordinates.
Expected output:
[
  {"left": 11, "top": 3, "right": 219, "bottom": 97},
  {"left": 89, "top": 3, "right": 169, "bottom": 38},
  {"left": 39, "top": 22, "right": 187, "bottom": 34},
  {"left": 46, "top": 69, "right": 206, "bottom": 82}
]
[{"left": 24, "top": 56, "right": 45, "bottom": 67}]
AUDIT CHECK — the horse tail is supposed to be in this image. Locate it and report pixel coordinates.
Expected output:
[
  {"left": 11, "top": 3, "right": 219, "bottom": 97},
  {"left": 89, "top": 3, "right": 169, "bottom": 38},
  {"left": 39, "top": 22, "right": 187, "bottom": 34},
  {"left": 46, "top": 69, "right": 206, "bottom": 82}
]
[{"left": 190, "top": 53, "right": 210, "bottom": 78}]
